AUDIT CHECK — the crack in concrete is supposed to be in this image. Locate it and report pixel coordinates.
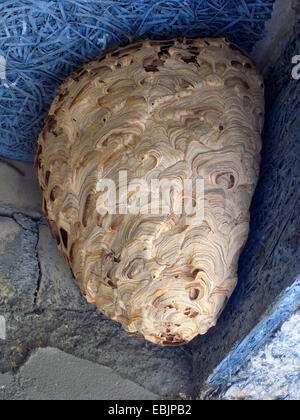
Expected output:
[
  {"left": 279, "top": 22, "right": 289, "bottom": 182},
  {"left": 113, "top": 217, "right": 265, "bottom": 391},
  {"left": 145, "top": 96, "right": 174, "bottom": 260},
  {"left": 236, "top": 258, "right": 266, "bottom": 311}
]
[
  {"left": 34, "top": 229, "right": 42, "bottom": 306},
  {"left": 11, "top": 212, "right": 43, "bottom": 306},
  {"left": 12, "top": 213, "right": 42, "bottom": 230},
  {"left": 0, "top": 210, "right": 44, "bottom": 308},
  {"left": 0, "top": 158, "right": 25, "bottom": 177},
  {"left": 0, "top": 209, "right": 43, "bottom": 222},
  {"left": 0, "top": 212, "right": 15, "bottom": 220}
]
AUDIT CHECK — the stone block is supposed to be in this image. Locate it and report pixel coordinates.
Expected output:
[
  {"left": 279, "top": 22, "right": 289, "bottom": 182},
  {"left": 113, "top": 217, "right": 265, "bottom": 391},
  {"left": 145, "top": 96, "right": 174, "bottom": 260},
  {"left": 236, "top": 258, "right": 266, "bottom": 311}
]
[
  {"left": 0, "top": 159, "right": 42, "bottom": 218},
  {"left": 15, "top": 347, "right": 158, "bottom": 400}
]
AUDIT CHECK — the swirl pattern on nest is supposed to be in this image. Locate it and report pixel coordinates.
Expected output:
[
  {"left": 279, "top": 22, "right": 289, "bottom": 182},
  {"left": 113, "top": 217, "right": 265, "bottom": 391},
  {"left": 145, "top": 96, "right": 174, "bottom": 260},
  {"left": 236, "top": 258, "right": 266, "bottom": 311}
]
[{"left": 35, "top": 38, "right": 264, "bottom": 345}]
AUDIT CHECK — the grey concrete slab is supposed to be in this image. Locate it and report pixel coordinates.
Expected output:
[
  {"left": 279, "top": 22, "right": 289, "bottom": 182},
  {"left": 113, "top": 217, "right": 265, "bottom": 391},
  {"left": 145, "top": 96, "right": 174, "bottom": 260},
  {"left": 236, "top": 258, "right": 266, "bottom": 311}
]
[
  {"left": 0, "top": 159, "right": 43, "bottom": 219},
  {"left": 0, "top": 373, "right": 12, "bottom": 388},
  {"left": 0, "top": 347, "right": 158, "bottom": 400},
  {"left": 0, "top": 213, "right": 40, "bottom": 312}
]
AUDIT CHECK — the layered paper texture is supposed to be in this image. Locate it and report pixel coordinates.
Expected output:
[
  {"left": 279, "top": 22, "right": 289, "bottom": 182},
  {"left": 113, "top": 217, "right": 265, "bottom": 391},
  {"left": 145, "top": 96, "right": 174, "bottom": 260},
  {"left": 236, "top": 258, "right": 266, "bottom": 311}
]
[{"left": 35, "top": 38, "right": 264, "bottom": 345}]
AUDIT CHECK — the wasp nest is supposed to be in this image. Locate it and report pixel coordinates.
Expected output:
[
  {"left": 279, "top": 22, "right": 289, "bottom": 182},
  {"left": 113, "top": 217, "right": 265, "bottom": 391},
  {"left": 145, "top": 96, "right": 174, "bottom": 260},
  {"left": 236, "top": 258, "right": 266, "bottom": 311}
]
[{"left": 35, "top": 38, "right": 264, "bottom": 345}]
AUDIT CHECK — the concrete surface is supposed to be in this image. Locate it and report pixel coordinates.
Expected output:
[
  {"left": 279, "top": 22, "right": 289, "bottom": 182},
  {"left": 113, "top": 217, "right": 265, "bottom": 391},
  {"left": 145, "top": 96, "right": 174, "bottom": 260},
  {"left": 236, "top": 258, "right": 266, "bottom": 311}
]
[
  {"left": 0, "top": 159, "right": 42, "bottom": 219},
  {"left": 0, "top": 213, "right": 39, "bottom": 312},
  {"left": 0, "top": 347, "right": 158, "bottom": 400}
]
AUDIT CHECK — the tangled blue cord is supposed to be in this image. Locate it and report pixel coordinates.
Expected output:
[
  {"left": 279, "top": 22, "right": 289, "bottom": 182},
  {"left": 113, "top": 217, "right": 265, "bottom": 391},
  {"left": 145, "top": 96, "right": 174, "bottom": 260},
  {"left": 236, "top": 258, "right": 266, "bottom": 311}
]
[{"left": 0, "top": 0, "right": 275, "bottom": 161}]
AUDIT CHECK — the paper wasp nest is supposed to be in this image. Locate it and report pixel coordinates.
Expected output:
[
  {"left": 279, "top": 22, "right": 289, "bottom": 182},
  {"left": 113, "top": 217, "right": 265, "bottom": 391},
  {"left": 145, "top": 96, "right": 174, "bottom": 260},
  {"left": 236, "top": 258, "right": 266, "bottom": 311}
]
[{"left": 35, "top": 38, "right": 264, "bottom": 345}]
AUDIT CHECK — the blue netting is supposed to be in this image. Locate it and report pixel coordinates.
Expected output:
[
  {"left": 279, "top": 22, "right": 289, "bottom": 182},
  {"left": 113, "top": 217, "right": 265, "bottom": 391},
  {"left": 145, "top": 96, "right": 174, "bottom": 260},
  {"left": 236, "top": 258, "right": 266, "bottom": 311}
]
[{"left": 0, "top": 0, "right": 275, "bottom": 161}]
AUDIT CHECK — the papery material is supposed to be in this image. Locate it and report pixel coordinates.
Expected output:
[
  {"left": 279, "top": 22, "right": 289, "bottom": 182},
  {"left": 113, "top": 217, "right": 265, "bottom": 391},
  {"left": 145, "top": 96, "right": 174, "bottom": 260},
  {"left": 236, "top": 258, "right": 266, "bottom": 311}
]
[{"left": 35, "top": 38, "right": 264, "bottom": 345}]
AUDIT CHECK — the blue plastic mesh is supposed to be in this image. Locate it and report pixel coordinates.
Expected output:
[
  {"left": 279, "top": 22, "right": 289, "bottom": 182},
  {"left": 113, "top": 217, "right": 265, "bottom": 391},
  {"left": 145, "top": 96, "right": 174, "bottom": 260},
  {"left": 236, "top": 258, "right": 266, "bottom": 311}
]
[{"left": 0, "top": 0, "right": 275, "bottom": 161}]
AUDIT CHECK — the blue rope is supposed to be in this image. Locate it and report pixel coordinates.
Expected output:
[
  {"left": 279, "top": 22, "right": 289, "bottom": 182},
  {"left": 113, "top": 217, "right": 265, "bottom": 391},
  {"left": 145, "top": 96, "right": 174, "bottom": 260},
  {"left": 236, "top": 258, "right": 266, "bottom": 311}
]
[{"left": 0, "top": 0, "right": 275, "bottom": 161}]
